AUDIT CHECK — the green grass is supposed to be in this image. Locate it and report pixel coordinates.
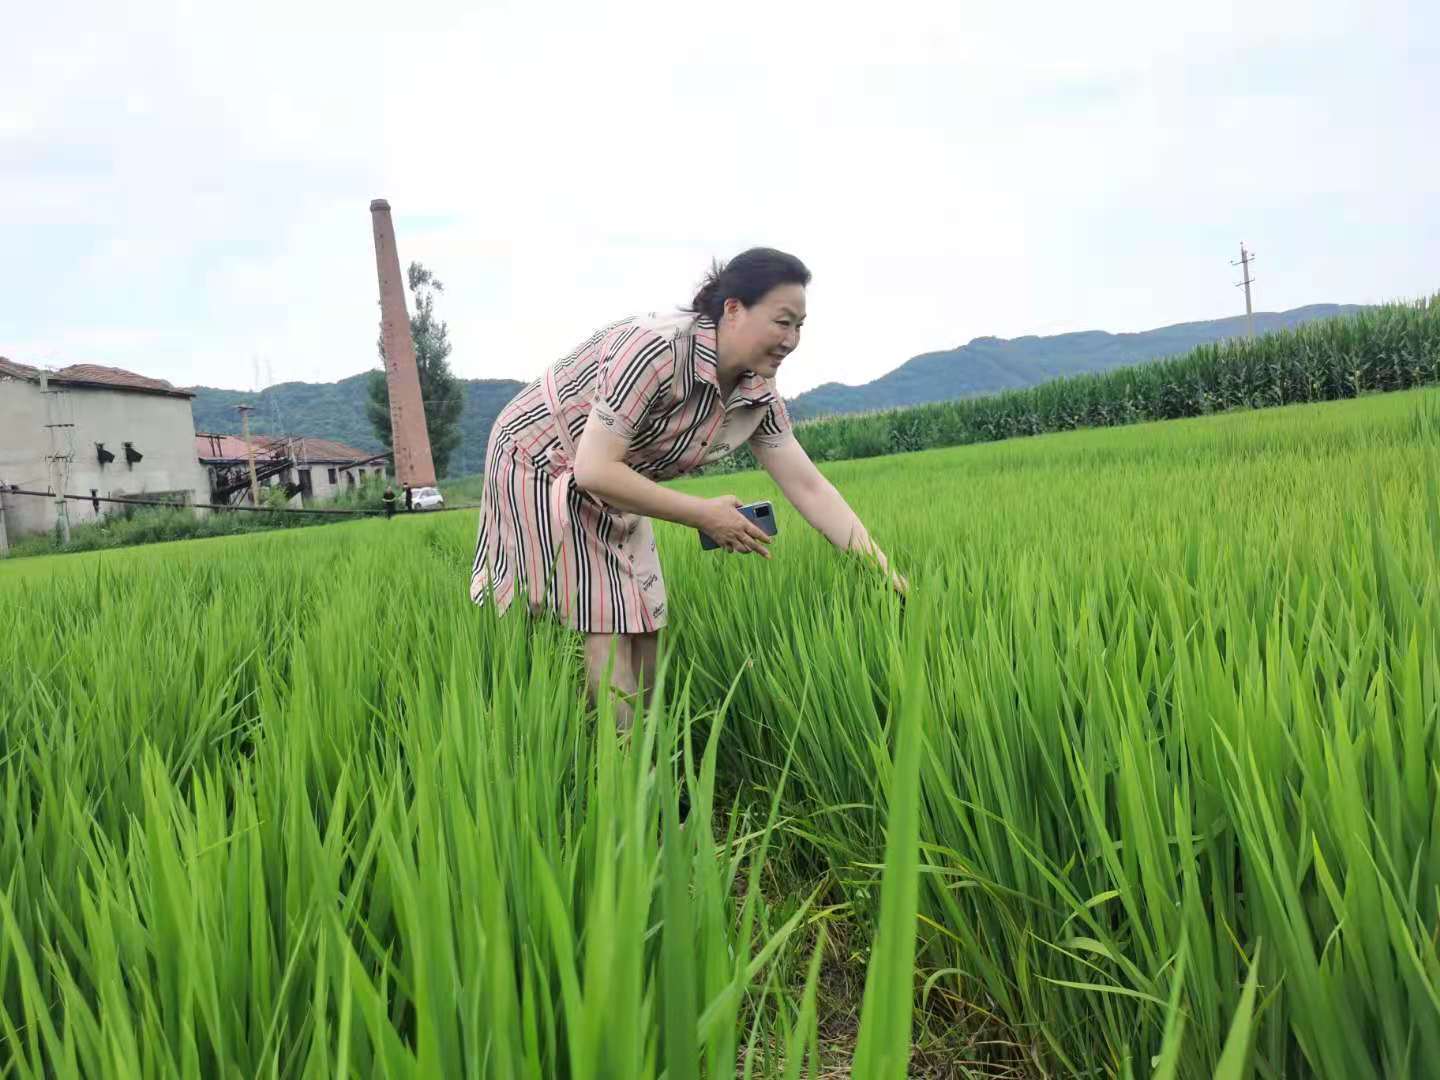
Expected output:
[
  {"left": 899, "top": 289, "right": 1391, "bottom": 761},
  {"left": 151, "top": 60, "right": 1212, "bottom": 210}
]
[{"left": 2, "top": 387, "right": 1437, "bottom": 1077}]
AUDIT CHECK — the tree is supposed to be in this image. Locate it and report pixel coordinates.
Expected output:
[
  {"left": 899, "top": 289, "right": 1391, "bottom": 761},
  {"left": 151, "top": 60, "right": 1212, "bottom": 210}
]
[{"left": 367, "top": 262, "right": 466, "bottom": 478}]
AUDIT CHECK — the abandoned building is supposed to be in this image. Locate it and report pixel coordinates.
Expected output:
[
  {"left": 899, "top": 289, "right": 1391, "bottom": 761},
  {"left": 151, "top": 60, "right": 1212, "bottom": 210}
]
[
  {"left": 195, "top": 434, "right": 387, "bottom": 507},
  {"left": 0, "top": 358, "right": 212, "bottom": 540}
]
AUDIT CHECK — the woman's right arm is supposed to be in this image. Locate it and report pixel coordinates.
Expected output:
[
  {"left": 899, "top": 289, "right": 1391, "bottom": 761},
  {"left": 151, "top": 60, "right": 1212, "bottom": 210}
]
[{"left": 572, "top": 421, "right": 773, "bottom": 557}]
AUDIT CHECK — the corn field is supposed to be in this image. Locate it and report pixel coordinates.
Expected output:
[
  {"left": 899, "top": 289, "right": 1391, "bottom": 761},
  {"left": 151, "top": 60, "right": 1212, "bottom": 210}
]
[
  {"left": 2, "top": 386, "right": 1437, "bottom": 1078},
  {"left": 770, "top": 295, "right": 1440, "bottom": 467}
]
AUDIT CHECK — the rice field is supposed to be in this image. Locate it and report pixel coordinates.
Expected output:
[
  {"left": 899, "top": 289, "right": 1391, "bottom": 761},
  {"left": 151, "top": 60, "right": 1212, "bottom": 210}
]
[{"left": 2, "top": 387, "right": 1437, "bottom": 1078}]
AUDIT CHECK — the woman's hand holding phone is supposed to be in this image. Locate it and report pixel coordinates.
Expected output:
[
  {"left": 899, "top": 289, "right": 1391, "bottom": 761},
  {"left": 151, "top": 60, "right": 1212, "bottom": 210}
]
[{"left": 696, "top": 496, "right": 774, "bottom": 557}]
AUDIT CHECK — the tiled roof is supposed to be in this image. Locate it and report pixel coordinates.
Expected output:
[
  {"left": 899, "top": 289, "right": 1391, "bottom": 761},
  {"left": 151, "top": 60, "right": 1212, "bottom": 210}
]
[
  {"left": 0, "top": 356, "right": 41, "bottom": 380},
  {"left": 0, "top": 356, "right": 191, "bottom": 398},
  {"left": 55, "top": 364, "right": 192, "bottom": 397},
  {"left": 254, "top": 435, "right": 381, "bottom": 464}
]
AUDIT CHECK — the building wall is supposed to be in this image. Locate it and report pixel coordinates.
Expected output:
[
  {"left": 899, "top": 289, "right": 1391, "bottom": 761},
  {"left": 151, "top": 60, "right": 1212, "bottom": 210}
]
[
  {"left": 296, "top": 461, "right": 387, "bottom": 503},
  {"left": 0, "top": 379, "right": 51, "bottom": 538},
  {"left": 201, "top": 459, "right": 387, "bottom": 508},
  {"left": 0, "top": 379, "right": 211, "bottom": 539}
]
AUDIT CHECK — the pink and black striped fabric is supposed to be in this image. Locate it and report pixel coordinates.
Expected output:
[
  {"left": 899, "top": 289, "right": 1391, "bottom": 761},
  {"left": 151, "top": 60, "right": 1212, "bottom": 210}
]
[{"left": 469, "top": 310, "right": 795, "bottom": 634}]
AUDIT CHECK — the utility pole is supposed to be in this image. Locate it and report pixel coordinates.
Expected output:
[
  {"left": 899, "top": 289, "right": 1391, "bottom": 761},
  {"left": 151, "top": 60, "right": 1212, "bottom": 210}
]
[
  {"left": 0, "top": 485, "right": 9, "bottom": 557},
  {"left": 237, "top": 405, "right": 261, "bottom": 506},
  {"left": 40, "top": 371, "right": 74, "bottom": 545},
  {"left": 1232, "top": 243, "right": 1257, "bottom": 341}
]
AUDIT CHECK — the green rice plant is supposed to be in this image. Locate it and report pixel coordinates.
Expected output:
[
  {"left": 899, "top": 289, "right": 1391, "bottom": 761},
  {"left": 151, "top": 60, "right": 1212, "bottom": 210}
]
[
  {"left": 664, "top": 387, "right": 1440, "bottom": 1077},
  {"left": 3, "top": 385, "right": 1436, "bottom": 1077},
  {"left": 0, "top": 529, "right": 821, "bottom": 1076},
  {"left": 851, "top": 589, "right": 931, "bottom": 1077}
]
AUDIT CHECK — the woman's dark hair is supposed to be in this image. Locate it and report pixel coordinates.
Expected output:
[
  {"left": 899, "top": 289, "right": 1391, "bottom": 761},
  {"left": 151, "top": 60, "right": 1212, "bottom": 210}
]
[{"left": 686, "top": 247, "right": 811, "bottom": 323}]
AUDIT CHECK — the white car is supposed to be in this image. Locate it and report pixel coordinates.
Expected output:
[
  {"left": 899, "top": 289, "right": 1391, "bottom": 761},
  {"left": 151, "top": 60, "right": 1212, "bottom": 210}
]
[{"left": 410, "top": 486, "right": 444, "bottom": 511}]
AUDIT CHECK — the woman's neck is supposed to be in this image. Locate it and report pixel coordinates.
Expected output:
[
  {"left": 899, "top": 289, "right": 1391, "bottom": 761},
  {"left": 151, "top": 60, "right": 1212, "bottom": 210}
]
[{"left": 713, "top": 325, "right": 746, "bottom": 400}]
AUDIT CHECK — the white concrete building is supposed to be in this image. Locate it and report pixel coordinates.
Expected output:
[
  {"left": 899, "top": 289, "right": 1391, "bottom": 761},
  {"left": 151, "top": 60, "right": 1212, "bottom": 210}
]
[
  {"left": 196, "top": 434, "right": 387, "bottom": 507},
  {"left": 0, "top": 358, "right": 211, "bottom": 541}
]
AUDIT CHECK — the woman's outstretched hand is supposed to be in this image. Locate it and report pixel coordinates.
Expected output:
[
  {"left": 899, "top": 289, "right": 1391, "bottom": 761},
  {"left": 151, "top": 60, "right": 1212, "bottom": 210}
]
[{"left": 697, "top": 495, "right": 773, "bottom": 558}]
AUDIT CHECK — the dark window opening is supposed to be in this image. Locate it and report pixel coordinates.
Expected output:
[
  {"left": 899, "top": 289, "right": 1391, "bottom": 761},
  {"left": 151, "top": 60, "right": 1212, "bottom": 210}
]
[
  {"left": 298, "top": 468, "right": 313, "bottom": 496},
  {"left": 327, "top": 467, "right": 338, "bottom": 485}
]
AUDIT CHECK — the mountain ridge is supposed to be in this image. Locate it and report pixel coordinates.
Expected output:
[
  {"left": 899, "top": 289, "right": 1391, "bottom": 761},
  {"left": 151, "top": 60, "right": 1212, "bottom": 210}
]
[
  {"left": 788, "top": 303, "right": 1365, "bottom": 419},
  {"left": 186, "top": 302, "right": 1368, "bottom": 474}
]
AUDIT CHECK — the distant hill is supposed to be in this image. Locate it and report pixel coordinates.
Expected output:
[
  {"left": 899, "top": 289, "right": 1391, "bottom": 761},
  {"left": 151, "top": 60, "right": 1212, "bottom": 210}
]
[
  {"left": 188, "top": 372, "right": 525, "bottom": 478},
  {"left": 188, "top": 304, "right": 1367, "bottom": 474},
  {"left": 788, "top": 304, "right": 1367, "bottom": 420}
]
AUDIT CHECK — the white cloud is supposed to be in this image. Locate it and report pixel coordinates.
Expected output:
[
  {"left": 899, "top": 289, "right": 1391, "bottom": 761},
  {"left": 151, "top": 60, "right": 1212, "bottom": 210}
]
[{"left": 2, "top": 0, "right": 1435, "bottom": 401}]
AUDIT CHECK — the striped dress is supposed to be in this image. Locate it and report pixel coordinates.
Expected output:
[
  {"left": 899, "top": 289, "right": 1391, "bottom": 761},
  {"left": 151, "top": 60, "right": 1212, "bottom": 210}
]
[{"left": 469, "top": 310, "right": 796, "bottom": 634}]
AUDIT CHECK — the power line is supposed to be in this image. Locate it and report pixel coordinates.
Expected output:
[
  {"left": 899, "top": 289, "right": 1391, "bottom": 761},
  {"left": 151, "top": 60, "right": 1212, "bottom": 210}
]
[
  {"left": 3, "top": 486, "right": 380, "bottom": 516},
  {"left": 1, "top": 486, "right": 482, "bottom": 518},
  {"left": 264, "top": 356, "right": 288, "bottom": 435}
]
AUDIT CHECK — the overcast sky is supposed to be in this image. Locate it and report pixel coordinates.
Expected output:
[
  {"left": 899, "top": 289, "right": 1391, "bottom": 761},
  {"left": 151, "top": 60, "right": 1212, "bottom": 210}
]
[{"left": 2, "top": 0, "right": 1435, "bottom": 397}]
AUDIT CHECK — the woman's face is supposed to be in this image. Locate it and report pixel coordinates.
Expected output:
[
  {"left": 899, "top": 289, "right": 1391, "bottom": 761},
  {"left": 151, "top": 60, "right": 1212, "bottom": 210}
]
[{"left": 723, "top": 284, "right": 806, "bottom": 380}]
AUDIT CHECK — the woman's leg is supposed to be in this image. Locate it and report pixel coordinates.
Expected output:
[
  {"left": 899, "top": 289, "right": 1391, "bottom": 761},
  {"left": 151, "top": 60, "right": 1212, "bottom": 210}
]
[
  {"left": 583, "top": 632, "right": 638, "bottom": 731},
  {"left": 631, "top": 631, "right": 660, "bottom": 714}
]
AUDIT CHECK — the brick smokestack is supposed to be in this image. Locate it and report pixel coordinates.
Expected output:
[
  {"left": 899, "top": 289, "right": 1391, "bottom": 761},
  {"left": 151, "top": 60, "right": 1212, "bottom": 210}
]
[{"left": 370, "top": 198, "right": 437, "bottom": 487}]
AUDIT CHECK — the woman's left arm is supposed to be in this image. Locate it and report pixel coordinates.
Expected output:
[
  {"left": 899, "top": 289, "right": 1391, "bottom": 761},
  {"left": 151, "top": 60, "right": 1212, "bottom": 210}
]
[{"left": 753, "top": 438, "right": 908, "bottom": 594}]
